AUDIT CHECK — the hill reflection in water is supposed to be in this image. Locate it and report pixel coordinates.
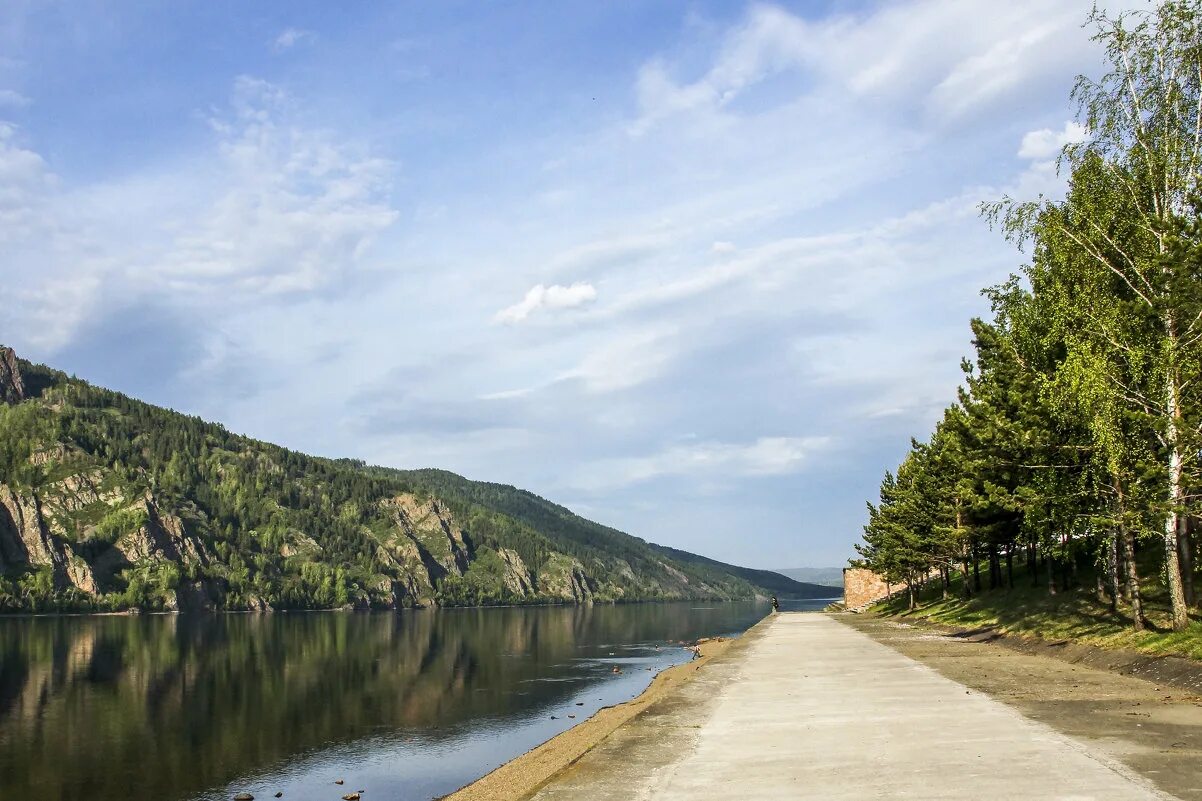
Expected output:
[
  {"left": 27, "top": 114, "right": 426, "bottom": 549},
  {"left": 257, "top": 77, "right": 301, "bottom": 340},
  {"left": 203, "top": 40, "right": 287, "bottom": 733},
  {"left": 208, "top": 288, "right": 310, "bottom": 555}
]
[{"left": 0, "top": 601, "right": 785, "bottom": 801}]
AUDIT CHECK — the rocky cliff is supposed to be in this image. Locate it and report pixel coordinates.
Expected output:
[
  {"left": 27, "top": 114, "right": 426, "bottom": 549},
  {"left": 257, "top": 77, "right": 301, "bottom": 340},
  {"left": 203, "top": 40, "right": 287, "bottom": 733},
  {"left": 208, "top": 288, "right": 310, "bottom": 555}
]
[{"left": 0, "top": 346, "right": 24, "bottom": 404}]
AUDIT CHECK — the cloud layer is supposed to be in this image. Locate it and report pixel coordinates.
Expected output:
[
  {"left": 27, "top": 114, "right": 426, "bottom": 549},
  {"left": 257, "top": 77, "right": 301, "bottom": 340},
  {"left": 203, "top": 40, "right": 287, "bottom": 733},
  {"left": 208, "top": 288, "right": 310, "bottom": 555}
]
[{"left": 0, "top": 1, "right": 1137, "bottom": 567}]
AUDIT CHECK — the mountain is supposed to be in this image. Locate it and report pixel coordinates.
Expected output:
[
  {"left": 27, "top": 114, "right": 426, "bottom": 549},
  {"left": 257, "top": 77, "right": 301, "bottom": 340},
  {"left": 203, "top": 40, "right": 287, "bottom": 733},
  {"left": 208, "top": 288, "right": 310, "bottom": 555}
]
[
  {"left": 0, "top": 347, "right": 822, "bottom": 612},
  {"left": 775, "top": 567, "right": 845, "bottom": 588}
]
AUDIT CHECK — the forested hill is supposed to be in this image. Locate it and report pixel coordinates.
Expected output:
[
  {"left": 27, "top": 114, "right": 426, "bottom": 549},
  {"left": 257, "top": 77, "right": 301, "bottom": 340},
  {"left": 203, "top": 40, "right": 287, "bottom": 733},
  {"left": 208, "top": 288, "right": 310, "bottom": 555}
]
[{"left": 0, "top": 347, "right": 823, "bottom": 612}]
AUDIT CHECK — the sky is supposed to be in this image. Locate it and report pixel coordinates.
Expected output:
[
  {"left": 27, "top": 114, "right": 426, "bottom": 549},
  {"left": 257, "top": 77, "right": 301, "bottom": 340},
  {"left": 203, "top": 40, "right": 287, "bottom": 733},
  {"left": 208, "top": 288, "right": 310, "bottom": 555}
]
[{"left": 0, "top": 0, "right": 1139, "bottom": 569}]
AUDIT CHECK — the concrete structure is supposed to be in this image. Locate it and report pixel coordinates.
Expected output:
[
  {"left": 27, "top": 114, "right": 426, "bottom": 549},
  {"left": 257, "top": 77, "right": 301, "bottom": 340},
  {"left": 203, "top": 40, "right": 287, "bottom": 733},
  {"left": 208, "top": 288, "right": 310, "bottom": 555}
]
[{"left": 528, "top": 614, "right": 1171, "bottom": 800}]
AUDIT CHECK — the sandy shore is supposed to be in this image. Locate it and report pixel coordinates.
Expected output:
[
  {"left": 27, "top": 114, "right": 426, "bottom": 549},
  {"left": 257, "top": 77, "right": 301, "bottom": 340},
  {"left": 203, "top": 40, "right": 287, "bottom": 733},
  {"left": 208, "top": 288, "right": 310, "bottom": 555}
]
[{"left": 438, "top": 635, "right": 736, "bottom": 801}]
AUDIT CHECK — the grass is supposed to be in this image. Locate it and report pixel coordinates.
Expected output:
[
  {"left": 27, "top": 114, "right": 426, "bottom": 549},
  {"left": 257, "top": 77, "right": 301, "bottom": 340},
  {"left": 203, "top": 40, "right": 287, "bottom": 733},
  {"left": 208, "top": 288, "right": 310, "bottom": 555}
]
[{"left": 870, "top": 559, "right": 1202, "bottom": 661}]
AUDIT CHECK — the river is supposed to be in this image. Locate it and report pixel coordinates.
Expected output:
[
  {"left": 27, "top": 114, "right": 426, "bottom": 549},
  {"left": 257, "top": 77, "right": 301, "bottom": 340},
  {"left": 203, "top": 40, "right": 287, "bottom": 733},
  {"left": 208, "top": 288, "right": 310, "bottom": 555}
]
[{"left": 0, "top": 600, "right": 828, "bottom": 801}]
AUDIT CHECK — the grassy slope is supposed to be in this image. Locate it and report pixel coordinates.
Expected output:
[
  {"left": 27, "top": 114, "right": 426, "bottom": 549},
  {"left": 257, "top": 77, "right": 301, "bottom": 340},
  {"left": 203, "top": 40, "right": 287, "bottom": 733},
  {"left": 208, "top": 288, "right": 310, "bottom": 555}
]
[{"left": 871, "top": 559, "right": 1202, "bottom": 661}]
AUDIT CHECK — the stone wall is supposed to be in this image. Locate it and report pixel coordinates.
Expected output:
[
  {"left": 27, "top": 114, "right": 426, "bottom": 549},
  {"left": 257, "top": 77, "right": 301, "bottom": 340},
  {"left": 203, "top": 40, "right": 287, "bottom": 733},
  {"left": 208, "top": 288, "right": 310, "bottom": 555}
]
[{"left": 842, "top": 567, "right": 893, "bottom": 609}]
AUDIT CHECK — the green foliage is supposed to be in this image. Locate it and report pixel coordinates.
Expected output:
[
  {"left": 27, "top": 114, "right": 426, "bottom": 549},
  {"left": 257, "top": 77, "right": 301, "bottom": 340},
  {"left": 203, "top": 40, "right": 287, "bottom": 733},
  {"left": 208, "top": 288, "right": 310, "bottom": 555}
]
[
  {"left": 93, "top": 505, "right": 149, "bottom": 545},
  {"left": 865, "top": 1, "right": 1202, "bottom": 628},
  {"left": 437, "top": 549, "right": 514, "bottom": 607}
]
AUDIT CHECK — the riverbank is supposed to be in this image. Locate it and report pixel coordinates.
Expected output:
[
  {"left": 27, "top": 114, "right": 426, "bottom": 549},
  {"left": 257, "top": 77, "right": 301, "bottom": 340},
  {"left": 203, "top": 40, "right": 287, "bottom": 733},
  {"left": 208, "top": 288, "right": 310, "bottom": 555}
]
[{"left": 440, "top": 634, "right": 738, "bottom": 801}]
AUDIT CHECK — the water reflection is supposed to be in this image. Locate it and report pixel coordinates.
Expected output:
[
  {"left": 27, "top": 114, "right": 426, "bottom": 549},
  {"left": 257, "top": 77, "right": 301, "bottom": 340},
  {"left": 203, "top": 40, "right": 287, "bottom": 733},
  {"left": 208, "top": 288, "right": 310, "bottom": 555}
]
[{"left": 0, "top": 602, "right": 775, "bottom": 801}]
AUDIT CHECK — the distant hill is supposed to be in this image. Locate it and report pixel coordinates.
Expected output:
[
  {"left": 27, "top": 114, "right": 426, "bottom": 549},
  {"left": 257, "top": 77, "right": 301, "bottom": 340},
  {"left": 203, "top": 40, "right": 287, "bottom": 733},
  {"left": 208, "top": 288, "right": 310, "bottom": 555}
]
[
  {"left": 0, "top": 347, "right": 806, "bottom": 612},
  {"left": 650, "top": 545, "right": 839, "bottom": 599},
  {"left": 775, "top": 567, "right": 845, "bottom": 588}
]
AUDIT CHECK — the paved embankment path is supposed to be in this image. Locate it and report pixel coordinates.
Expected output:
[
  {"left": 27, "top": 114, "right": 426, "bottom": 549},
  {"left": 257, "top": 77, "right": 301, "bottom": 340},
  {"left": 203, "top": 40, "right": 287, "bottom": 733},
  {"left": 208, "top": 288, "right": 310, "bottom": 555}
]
[{"left": 527, "top": 613, "right": 1174, "bottom": 801}]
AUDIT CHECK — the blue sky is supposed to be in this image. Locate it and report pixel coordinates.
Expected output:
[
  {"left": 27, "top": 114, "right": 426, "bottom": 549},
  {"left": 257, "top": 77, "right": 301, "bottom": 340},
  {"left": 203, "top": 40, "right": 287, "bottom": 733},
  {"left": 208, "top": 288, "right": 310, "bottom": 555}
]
[{"left": 0, "top": 1, "right": 1133, "bottom": 568}]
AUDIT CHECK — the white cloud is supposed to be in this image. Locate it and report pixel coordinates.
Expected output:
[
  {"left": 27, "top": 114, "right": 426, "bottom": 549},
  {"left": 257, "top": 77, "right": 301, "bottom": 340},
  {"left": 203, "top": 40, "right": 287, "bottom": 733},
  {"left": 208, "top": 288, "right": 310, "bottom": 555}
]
[
  {"left": 572, "top": 435, "right": 831, "bottom": 491},
  {"left": 495, "top": 281, "right": 597, "bottom": 323},
  {"left": 272, "top": 28, "right": 315, "bottom": 53},
  {"left": 711, "top": 240, "right": 736, "bottom": 254},
  {"left": 1018, "top": 120, "right": 1088, "bottom": 160}
]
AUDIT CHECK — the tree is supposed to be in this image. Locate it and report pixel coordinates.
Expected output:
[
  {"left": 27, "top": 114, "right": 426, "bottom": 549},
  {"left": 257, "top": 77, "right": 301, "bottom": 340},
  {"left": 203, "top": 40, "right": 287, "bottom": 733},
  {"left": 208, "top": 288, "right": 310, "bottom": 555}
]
[{"left": 987, "top": 1, "right": 1202, "bottom": 629}]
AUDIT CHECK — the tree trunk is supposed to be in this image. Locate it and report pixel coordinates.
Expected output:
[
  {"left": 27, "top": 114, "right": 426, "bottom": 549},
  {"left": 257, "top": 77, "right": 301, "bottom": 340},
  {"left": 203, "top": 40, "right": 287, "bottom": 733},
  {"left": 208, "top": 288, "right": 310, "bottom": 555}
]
[
  {"left": 972, "top": 544, "right": 982, "bottom": 593},
  {"left": 1046, "top": 549, "right": 1057, "bottom": 596},
  {"left": 1066, "top": 533, "right": 1078, "bottom": 590},
  {"left": 940, "top": 566, "right": 949, "bottom": 601},
  {"left": 1164, "top": 316, "right": 1190, "bottom": 631},
  {"left": 1122, "top": 526, "right": 1145, "bottom": 630},
  {"left": 907, "top": 573, "right": 916, "bottom": 611},
  {"left": 957, "top": 508, "right": 972, "bottom": 599},
  {"left": 1179, "top": 520, "right": 1194, "bottom": 607},
  {"left": 1028, "top": 538, "right": 1038, "bottom": 586},
  {"left": 1005, "top": 544, "right": 1014, "bottom": 590},
  {"left": 1165, "top": 415, "right": 1190, "bottom": 628},
  {"left": 1108, "top": 529, "right": 1120, "bottom": 614}
]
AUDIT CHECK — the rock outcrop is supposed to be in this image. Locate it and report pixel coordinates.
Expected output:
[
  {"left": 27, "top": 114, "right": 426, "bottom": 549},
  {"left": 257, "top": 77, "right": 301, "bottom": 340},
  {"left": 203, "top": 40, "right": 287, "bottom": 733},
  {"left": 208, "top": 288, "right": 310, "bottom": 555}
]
[
  {"left": 376, "top": 494, "right": 476, "bottom": 604},
  {"left": 0, "top": 483, "right": 99, "bottom": 592},
  {"left": 114, "top": 497, "right": 209, "bottom": 566},
  {"left": 385, "top": 495, "right": 473, "bottom": 576},
  {"left": 497, "top": 548, "right": 534, "bottom": 596},
  {"left": 0, "top": 346, "right": 24, "bottom": 404},
  {"left": 0, "top": 476, "right": 211, "bottom": 597}
]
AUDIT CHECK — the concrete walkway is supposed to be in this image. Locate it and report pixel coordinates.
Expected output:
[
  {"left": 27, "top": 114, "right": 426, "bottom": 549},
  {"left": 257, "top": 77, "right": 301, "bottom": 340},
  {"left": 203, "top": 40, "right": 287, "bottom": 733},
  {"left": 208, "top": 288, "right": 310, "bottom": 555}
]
[{"left": 527, "top": 613, "right": 1174, "bottom": 801}]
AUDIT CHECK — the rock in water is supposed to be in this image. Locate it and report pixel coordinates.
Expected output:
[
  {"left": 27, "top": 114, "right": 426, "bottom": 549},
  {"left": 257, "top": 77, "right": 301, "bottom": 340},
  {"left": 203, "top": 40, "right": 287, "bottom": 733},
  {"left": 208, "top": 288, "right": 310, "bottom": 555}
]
[
  {"left": 342, "top": 794, "right": 361, "bottom": 801},
  {"left": 233, "top": 793, "right": 254, "bottom": 801},
  {"left": 274, "top": 794, "right": 283, "bottom": 798}
]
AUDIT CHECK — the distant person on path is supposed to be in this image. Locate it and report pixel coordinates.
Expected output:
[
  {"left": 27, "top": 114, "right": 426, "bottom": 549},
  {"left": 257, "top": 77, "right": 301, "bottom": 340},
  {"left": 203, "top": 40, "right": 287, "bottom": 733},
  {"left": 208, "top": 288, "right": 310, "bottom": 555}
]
[{"left": 771, "top": 596, "right": 779, "bottom": 613}]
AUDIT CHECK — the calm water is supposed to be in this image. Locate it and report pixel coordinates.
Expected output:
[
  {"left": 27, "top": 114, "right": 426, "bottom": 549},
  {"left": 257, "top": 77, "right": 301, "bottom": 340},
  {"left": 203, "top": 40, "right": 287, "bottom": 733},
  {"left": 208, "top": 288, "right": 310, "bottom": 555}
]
[{"left": 0, "top": 601, "right": 823, "bottom": 801}]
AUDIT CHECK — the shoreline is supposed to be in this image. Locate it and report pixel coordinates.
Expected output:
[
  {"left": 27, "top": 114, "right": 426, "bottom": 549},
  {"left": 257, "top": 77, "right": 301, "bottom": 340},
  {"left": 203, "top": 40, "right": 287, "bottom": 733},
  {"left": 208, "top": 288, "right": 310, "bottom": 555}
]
[
  {"left": 0, "top": 597, "right": 798, "bottom": 618},
  {"left": 437, "top": 625, "right": 759, "bottom": 801}
]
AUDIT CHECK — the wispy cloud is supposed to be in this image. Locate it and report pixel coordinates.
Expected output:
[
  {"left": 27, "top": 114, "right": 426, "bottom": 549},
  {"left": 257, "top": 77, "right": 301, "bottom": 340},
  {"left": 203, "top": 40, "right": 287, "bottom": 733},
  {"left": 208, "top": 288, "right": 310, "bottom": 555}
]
[
  {"left": 0, "top": 89, "right": 29, "bottom": 107},
  {"left": 272, "top": 28, "right": 315, "bottom": 53},
  {"left": 4, "top": 76, "right": 398, "bottom": 349},
  {"left": 571, "top": 435, "right": 832, "bottom": 491}
]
